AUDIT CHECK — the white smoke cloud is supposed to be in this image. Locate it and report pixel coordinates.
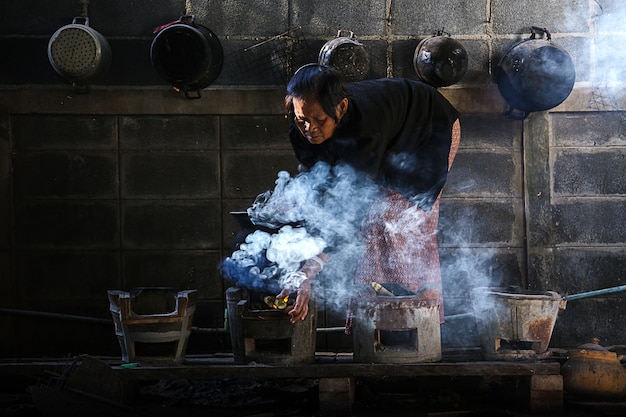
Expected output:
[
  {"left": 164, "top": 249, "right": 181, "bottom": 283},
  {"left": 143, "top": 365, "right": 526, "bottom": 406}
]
[{"left": 220, "top": 161, "right": 380, "bottom": 304}]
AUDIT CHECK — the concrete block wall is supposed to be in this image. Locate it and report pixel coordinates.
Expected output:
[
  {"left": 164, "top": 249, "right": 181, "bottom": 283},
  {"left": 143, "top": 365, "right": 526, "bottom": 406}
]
[{"left": 0, "top": 0, "right": 625, "bottom": 356}]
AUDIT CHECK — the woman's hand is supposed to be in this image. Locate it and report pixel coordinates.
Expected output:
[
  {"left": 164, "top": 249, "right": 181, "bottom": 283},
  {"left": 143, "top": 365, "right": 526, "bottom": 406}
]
[
  {"left": 286, "top": 278, "right": 311, "bottom": 323},
  {"left": 279, "top": 252, "right": 329, "bottom": 324}
]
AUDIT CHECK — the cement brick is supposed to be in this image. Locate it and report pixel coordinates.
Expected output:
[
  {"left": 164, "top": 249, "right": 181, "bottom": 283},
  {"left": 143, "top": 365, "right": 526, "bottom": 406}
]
[
  {"left": 1, "top": 0, "right": 84, "bottom": 35},
  {"left": 491, "top": 0, "right": 589, "bottom": 34},
  {"left": 123, "top": 250, "right": 223, "bottom": 300},
  {"left": 196, "top": 0, "right": 289, "bottom": 37},
  {"left": 459, "top": 114, "right": 521, "bottom": 149},
  {"left": 122, "top": 200, "right": 220, "bottom": 249},
  {"left": 531, "top": 374, "right": 563, "bottom": 391},
  {"left": 554, "top": 201, "right": 626, "bottom": 244},
  {"left": 292, "top": 0, "right": 386, "bottom": 37},
  {"left": 120, "top": 116, "right": 219, "bottom": 150},
  {"left": 121, "top": 152, "right": 220, "bottom": 198},
  {"left": 14, "top": 152, "right": 118, "bottom": 198},
  {"left": 553, "top": 149, "right": 626, "bottom": 195},
  {"left": 87, "top": 0, "right": 185, "bottom": 37},
  {"left": 221, "top": 115, "right": 290, "bottom": 150},
  {"left": 552, "top": 112, "right": 626, "bottom": 147},
  {"left": 15, "top": 201, "right": 119, "bottom": 249},
  {"left": 551, "top": 297, "right": 626, "bottom": 347},
  {"left": 457, "top": 39, "right": 492, "bottom": 86},
  {"left": 106, "top": 40, "right": 166, "bottom": 86},
  {"left": 16, "top": 251, "right": 120, "bottom": 302},
  {"left": 438, "top": 200, "right": 522, "bottom": 245},
  {"left": 0, "top": 39, "right": 61, "bottom": 85},
  {"left": 391, "top": 40, "right": 421, "bottom": 80},
  {"left": 11, "top": 115, "right": 116, "bottom": 150},
  {"left": 445, "top": 150, "right": 519, "bottom": 197},
  {"left": 221, "top": 151, "right": 299, "bottom": 198},
  {"left": 440, "top": 248, "right": 525, "bottom": 298},
  {"left": 391, "top": 0, "right": 487, "bottom": 35}
]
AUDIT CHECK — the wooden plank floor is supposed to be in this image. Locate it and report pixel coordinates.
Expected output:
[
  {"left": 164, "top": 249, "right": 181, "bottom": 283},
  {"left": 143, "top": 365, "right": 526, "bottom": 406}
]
[{"left": 0, "top": 353, "right": 562, "bottom": 381}]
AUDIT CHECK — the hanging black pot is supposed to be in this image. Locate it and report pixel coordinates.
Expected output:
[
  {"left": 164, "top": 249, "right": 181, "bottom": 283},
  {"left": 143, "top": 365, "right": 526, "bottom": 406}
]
[
  {"left": 48, "top": 16, "right": 112, "bottom": 86},
  {"left": 496, "top": 26, "right": 576, "bottom": 119},
  {"left": 150, "top": 15, "right": 224, "bottom": 99},
  {"left": 413, "top": 30, "right": 468, "bottom": 88},
  {"left": 318, "top": 30, "right": 369, "bottom": 82}
]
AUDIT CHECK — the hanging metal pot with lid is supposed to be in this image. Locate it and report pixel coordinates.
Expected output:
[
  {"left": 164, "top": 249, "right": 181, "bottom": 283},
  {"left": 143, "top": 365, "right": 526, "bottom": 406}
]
[
  {"left": 318, "top": 29, "right": 369, "bottom": 82},
  {"left": 413, "top": 30, "right": 468, "bottom": 88},
  {"left": 47, "top": 16, "right": 112, "bottom": 86},
  {"left": 150, "top": 15, "right": 224, "bottom": 99},
  {"left": 496, "top": 26, "right": 576, "bottom": 119}
]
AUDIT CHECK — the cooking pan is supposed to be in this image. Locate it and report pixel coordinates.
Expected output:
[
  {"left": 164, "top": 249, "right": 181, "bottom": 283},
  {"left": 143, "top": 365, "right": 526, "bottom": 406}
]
[
  {"left": 318, "top": 30, "right": 369, "bottom": 82},
  {"left": 413, "top": 30, "right": 468, "bottom": 87},
  {"left": 150, "top": 15, "right": 224, "bottom": 99},
  {"left": 48, "top": 16, "right": 112, "bottom": 86},
  {"left": 496, "top": 26, "right": 575, "bottom": 119}
]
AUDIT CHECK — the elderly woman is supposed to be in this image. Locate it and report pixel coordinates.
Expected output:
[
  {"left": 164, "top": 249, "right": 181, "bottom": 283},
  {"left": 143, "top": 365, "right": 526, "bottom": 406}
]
[{"left": 281, "top": 64, "right": 460, "bottom": 324}]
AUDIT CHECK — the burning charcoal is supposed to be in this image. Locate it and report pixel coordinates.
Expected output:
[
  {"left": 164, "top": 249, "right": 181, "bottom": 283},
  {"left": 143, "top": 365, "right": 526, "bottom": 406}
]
[{"left": 263, "top": 295, "right": 289, "bottom": 310}]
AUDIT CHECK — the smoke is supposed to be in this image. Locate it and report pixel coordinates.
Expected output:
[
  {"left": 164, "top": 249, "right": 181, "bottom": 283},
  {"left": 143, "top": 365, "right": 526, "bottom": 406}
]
[{"left": 220, "top": 161, "right": 380, "bottom": 304}]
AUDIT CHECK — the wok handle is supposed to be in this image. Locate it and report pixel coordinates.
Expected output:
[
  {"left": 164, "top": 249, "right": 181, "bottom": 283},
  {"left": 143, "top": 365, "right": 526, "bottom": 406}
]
[{"left": 530, "top": 26, "right": 551, "bottom": 41}]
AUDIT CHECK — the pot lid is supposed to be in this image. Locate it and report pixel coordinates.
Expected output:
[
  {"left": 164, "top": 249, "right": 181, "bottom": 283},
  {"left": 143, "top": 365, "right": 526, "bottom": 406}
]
[{"left": 569, "top": 337, "right": 622, "bottom": 361}]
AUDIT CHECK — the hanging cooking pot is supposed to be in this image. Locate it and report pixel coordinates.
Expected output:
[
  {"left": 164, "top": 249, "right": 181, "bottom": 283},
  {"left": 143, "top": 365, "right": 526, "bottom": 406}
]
[
  {"left": 47, "top": 16, "right": 112, "bottom": 86},
  {"left": 318, "top": 30, "right": 369, "bottom": 82},
  {"left": 496, "top": 26, "right": 576, "bottom": 119},
  {"left": 150, "top": 15, "right": 224, "bottom": 99},
  {"left": 413, "top": 30, "right": 468, "bottom": 88}
]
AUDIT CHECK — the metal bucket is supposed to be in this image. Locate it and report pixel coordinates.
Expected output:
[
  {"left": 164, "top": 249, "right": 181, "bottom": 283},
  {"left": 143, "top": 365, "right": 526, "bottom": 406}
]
[{"left": 470, "top": 286, "right": 565, "bottom": 360}]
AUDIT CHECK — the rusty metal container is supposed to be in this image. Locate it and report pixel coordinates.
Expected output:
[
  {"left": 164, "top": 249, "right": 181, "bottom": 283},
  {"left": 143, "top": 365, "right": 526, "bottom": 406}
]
[
  {"left": 471, "top": 286, "right": 565, "bottom": 360},
  {"left": 351, "top": 286, "right": 441, "bottom": 363},
  {"left": 226, "top": 286, "right": 317, "bottom": 365}
]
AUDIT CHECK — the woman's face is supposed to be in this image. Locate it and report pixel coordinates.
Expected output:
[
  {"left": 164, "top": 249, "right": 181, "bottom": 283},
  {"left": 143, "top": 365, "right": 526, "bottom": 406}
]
[{"left": 292, "top": 97, "right": 347, "bottom": 145}]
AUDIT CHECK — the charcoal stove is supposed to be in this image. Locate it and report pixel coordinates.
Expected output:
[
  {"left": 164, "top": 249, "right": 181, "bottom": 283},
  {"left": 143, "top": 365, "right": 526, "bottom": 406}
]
[
  {"left": 226, "top": 286, "right": 317, "bottom": 365},
  {"left": 351, "top": 285, "right": 442, "bottom": 363},
  {"left": 471, "top": 286, "right": 566, "bottom": 361}
]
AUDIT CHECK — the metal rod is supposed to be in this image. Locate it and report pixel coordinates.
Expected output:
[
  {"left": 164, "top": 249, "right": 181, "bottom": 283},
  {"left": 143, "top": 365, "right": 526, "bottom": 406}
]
[
  {"left": 566, "top": 284, "right": 626, "bottom": 301},
  {"left": 0, "top": 308, "right": 346, "bottom": 334}
]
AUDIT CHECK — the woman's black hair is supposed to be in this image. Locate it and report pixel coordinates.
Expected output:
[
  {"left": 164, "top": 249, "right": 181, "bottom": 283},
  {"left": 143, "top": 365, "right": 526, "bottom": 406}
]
[{"left": 285, "top": 64, "right": 350, "bottom": 123}]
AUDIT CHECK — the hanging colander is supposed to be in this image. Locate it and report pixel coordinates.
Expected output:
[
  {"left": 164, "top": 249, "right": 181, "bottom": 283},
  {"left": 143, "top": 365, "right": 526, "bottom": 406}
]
[{"left": 48, "top": 16, "right": 112, "bottom": 85}]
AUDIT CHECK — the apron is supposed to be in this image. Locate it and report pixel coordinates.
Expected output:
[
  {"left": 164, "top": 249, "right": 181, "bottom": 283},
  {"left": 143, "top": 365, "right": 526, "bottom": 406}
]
[{"left": 350, "top": 119, "right": 461, "bottom": 325}]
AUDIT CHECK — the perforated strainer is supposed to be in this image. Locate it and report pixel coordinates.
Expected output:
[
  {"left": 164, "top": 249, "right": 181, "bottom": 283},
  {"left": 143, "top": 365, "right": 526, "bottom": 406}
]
[{"left": 48, "top": 17, "right": 111, "bottom": 85}]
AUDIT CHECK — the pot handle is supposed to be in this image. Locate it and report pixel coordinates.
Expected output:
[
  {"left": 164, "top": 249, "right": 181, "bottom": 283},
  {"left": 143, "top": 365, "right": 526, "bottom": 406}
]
[
  {"left": 530, "top": 26, "right": 551, "bottom": 41},
  {"left": 72, "top": 16, "right": 89, "bottom": 26},
  {"left": 336, "top": 29, "right": 355, "bottom": 39},
  {"left": 153, "top": 15, "right": 196, "bottom": 34},
  {"left": 505, "top": 108, "right": 529, "bottom": 120}
]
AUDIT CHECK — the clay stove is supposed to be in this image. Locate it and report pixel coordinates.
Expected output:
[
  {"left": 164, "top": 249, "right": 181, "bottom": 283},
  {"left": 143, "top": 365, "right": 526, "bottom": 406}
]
[
  {"left": 351, "top": 285, "right": 442, "bottom": 363},
  {"left": 226, "top": 286, "right": 317, "bottom": 365}
]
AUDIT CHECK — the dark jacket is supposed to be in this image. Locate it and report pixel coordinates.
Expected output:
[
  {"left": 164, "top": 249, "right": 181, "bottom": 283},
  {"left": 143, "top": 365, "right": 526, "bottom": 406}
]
[{"left": 289, "top": 78, "right": 459, "bottom": 211}]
